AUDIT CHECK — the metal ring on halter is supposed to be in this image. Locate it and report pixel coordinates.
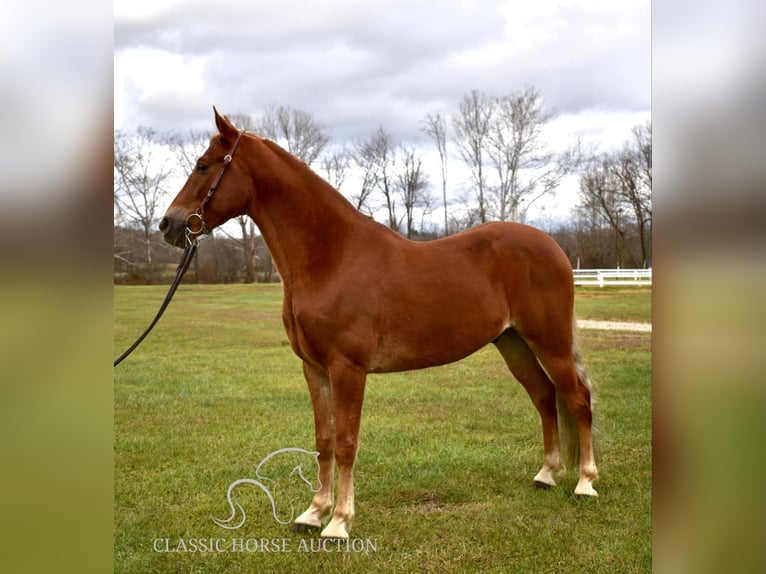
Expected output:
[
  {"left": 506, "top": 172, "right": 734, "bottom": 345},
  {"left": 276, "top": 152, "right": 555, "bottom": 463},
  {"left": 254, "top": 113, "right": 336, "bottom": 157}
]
[{"left": 185, "top": 211, "right": 208, "bottom": 246}]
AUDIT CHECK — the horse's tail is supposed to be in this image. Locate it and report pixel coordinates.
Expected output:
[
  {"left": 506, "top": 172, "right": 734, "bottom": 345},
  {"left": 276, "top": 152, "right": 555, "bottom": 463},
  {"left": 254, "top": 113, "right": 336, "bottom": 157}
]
[{"left": 556, "top": 318, "right": 595, "bottom": 470}]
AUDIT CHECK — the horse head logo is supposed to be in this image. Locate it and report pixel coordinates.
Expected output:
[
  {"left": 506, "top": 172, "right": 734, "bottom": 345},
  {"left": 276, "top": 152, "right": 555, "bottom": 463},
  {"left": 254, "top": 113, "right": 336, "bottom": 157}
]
[{"left": 211, "top": 447, "right": 322, "bottom": 529}]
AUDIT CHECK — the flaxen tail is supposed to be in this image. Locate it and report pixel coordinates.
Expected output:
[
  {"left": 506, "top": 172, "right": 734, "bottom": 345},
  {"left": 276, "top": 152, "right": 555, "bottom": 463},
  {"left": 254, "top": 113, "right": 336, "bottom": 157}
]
[{"left": 555, "top": 318, "right": 595, "bottom": 470}]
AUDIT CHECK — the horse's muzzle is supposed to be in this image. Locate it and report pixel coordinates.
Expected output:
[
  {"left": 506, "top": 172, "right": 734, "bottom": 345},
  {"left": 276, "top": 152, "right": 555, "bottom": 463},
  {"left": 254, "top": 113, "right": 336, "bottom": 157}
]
[{"left": 159, "top": 214, "right": 186, "bottom": 248}]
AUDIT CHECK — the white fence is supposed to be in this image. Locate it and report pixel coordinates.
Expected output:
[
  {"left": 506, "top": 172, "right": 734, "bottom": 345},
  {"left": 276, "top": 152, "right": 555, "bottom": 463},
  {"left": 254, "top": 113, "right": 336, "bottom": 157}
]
[{"left": 573, "top": 268, "right": 652, "bottom": 287}]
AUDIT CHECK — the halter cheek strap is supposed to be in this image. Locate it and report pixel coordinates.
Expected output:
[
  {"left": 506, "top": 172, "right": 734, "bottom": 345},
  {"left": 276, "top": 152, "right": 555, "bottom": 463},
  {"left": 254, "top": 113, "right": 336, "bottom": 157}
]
[{"left": 185, "top": 129, "right": 246, "bottom": 245}]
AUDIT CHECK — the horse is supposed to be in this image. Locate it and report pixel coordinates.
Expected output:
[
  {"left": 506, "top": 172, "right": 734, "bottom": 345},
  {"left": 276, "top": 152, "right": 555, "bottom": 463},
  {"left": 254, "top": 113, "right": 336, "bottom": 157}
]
[{"left": 160, "top": 109, "right": 598, "bottom": 540}]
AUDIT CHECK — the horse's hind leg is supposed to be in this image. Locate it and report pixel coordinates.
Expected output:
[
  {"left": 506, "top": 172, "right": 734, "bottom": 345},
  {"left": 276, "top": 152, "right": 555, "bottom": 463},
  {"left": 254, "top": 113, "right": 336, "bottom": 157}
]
[
  {"left": 292, "top": 362, "right": 335, "bottom": 532},
  {"left": 494, "top": 330, "right": 562, "bottom": 489},
  {"left": 530, "top": 341, "right": 599, "bottom": 497}
]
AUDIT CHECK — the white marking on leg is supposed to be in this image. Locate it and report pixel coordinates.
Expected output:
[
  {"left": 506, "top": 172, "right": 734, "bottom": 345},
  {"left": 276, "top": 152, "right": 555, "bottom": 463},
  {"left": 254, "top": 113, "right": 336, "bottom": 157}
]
[
  {"left": 574, "top": 461, "right": 599, "bottom": 496},
  {"left": 320, "top": 467, "right": 354, "bottom": 539}
]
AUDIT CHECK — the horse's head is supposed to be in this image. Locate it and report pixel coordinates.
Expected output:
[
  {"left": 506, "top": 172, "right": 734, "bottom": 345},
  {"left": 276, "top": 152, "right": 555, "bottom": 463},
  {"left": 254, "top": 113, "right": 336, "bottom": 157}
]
[{"left": 159, "top": 108, "right": 252, "bottom": 247}]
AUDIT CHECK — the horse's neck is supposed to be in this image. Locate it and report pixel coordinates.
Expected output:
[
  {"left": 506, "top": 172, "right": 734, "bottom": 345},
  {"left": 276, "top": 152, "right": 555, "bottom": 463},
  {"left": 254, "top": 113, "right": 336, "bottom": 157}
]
[{"left": 247, "top": 140, "right": 365, "bottom": 286}]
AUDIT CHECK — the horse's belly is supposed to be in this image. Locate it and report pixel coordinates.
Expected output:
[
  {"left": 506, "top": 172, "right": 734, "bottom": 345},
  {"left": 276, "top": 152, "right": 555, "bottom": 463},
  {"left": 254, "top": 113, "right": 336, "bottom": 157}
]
[{"left": 368, "top": 308, "right": 509, "bottom": 373}]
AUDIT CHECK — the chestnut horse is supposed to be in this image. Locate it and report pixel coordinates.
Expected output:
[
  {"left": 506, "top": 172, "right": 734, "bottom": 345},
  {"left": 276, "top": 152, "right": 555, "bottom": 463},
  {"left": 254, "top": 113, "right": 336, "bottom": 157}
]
[{"left": 160, "top": 109, "right": 598, "bottom": 539}]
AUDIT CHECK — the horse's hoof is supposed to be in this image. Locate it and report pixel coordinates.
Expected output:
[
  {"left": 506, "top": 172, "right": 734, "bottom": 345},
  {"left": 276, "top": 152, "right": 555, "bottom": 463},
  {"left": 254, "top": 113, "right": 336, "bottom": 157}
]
[
  {"left": 574, "top": 483, "right": 599, "bottom": 497},
  {"left": 292, "top": 522, "right": 321, "bottom": 534},
  {"left": 534, "top": 480, "right": 553, "bottom": 490},
  {"left": 574, "top": 492, "right": 599, "bottom": 499}
]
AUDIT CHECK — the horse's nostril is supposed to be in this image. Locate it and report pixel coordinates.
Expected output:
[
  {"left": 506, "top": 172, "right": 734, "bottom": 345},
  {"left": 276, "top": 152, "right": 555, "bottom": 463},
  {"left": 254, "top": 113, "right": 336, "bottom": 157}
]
[{"left": 159, "top": 217, "right": 170, "bottom": 233}]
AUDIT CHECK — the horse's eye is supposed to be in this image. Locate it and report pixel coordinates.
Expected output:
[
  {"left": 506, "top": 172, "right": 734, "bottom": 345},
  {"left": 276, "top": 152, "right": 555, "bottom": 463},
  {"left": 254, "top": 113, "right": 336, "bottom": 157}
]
[{"left": 196, "top": 163, "right": 209, "bottom": 173}]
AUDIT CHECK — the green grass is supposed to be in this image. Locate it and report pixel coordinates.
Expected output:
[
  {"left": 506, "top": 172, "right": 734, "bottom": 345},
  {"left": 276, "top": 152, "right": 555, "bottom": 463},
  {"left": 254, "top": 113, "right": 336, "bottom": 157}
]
[
  {"left": 574, "top": 286, "right": 652, "bottom": 323},
  {"left": 114, "top": 285, "right": 651, "bottom": 573}
]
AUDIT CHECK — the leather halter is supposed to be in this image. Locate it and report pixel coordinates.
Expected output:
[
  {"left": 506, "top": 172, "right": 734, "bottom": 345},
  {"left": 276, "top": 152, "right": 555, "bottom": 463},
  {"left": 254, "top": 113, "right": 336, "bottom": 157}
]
[{"left": 185, "top": 129, "right": 246, "bottom": 246}]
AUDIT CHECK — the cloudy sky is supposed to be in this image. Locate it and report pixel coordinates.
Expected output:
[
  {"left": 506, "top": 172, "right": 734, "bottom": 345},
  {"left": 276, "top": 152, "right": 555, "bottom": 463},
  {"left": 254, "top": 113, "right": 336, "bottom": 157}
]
[{"left": 114, "top": 0, "right": 650, "bottom": 222}]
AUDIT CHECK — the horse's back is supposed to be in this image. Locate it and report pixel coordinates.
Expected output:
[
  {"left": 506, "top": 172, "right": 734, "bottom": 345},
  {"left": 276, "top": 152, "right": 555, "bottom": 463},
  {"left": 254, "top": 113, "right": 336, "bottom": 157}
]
[{"left": 411, "top": 221, "right": 573, "bottom": 287}]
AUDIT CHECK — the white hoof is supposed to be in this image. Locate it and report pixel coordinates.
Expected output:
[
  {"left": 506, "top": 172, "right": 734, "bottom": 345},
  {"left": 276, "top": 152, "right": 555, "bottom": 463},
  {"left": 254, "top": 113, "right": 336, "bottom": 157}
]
[
  {"left": 293, "top": 504, "right": 332, "bottom": 530},
  {"left": 574, "top": 481, "right": 599, "bottom": 497},
  {"left": 320, "top": 516, "right": 351, "bottom": 539},
  {"left": 533, "top": 468, "right": 558, "bottom": 488}
]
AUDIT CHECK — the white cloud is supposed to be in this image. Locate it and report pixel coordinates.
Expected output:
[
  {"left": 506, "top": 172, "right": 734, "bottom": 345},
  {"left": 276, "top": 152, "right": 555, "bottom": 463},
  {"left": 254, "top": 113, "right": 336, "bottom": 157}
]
[
  {"left": 114, "top": 0, "right": 649, "bottom": 134},
  {"left": 114, "top": 0, "right": 650, "bottom": 224},
  {"left": 115, "top": 49, "right": 208, "bottom": 129}
]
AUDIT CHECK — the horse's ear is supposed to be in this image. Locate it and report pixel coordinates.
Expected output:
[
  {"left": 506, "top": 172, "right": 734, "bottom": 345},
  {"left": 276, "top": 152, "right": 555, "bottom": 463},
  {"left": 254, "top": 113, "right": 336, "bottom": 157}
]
[{"left": 213, "top": 106, "right": 239, "bottom": 145}]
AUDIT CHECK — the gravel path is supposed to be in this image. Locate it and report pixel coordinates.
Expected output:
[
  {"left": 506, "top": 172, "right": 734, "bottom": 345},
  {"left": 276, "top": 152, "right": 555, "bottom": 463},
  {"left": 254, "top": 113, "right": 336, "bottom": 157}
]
[{"left": 578, "top": 319, "right": 652, "bottom": 333}]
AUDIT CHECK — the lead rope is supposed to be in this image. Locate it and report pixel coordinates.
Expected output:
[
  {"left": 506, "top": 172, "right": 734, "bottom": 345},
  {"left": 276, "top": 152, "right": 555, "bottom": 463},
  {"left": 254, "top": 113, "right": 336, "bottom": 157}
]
[{"left": 113, "top": 241, "right": 198, "bottom": 367}]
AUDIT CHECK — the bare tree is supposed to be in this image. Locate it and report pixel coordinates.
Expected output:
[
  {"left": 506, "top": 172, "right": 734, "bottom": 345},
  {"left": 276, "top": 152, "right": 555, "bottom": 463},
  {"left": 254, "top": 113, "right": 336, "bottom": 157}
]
[
  {"left": 350, "top": 166, "right": 377, "bottom": 214},
  {"left": 578, "top": 121, "right": 652, "bottom": 267},
  {"left": 486, "top": 86, "right": 563, "bottom": 222},
  {"left": 633, "top": 121, "right": 652, "bottom": 191},
  {"left": 228, "top": 112, "right": 259, "bottom": 133},
  {"left": 354, "top": 126, "right": 399, "bottom": 229},
  {"left": 254, "top": 105, "right": 329, "bottom": 165},
  {"left": 114, "top": 126, "right": 173, "bottom": 277},
  {"left": 447, "top": 190, "right": 484, "bottom": 234},
  {"left": 319, "top": 145, "right": 352, "bottom": 192},
  {"left": 166, "top": 127, "right": 212, "bottom": 175},
  {"left": 579, "top": 156, "right": 628, "bottom": 265},
  {"left": 395, "top": 145, "right": 431, "bottom": 238},
  {"left": 615, "top": 125, "right": 652, "bottom": 266},
  {"left": 421, "top": 112, "right": 449, "bottom": 235},
  {"left": 633, "top": 121, "right": 652, "bottom": 266},
  {"left": 452, "top": 89, "right": 494, "bottom": 223}
]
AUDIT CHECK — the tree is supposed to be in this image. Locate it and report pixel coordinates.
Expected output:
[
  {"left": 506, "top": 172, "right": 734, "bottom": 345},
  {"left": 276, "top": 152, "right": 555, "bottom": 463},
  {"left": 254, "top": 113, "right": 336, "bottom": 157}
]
[
  {"left": 395, "top": 145, "right": 431, "bottom": 238},
  {"left": 630, "top": 121, "right": 652, "bottom": 265},
  {"left": 486, "top": 86, "right": 568, "bottom": 222},
  {"left": 254, "top": 105, "right": 329, "bottom": 165},
  {"left": 421, "top": 113, "right": 449, "bottom": 235},
  {"left": 615, "top": 122, "right": 652, "bottom": 266},
  {"left": 166, "top": 127, "right": 212, "bottom": 175},
  {"left": 354, "top": 126, "right": 399, "bottom": 229},
  {"left": 452, "top": 89, "right": 494, "bottom": 223},
  {"left": 578, "top": 157, "right": 629, "bottom": 266},
  {"left": 114, "top": 126, "right": 173, "bottom": 280},
  {"left": 319, "top": 145, "right": 352, "bottom": 193},
  {"left": 578, "top": 121, "right": 652, "bottom": 267}
]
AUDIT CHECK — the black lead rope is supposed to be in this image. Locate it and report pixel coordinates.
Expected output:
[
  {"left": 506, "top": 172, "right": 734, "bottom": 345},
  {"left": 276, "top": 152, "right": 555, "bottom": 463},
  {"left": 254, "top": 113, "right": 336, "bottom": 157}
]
[{"left": 114, "top": 243, "right": 198, "bottom": 367}]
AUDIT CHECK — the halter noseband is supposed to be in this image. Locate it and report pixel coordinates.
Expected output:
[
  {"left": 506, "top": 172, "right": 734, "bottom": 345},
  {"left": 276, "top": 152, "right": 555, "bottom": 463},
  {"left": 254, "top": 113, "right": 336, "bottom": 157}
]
[{"left": 185, "top": 129, "right": 246, "bottom": 246}]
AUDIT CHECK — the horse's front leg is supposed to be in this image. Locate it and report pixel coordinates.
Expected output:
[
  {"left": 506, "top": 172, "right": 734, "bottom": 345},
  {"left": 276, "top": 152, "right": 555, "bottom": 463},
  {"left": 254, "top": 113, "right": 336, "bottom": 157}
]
[
  {"left": 320, "top": 360, "right": 367, "bottom": 539},
  {"left": 292, "top": 362, "right": 335, "bottom": 532}
]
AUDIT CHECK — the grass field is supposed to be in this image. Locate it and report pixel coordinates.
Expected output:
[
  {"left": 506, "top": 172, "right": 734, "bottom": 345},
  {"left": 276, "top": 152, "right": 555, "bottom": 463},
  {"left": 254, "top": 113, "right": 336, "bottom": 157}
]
[{"left": 114, "top": 284, "right": 651, "bottom": 573}]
